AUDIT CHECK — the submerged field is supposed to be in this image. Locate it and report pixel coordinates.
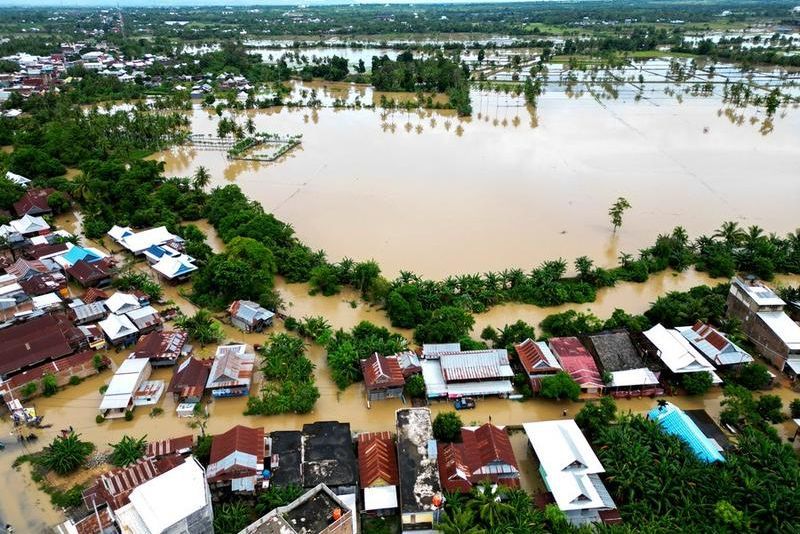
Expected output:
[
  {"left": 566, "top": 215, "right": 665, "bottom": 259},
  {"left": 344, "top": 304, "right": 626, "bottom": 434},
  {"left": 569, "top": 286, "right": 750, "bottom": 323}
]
[{"left": 152, "top": 58, "right": 800, "bottom": 278}]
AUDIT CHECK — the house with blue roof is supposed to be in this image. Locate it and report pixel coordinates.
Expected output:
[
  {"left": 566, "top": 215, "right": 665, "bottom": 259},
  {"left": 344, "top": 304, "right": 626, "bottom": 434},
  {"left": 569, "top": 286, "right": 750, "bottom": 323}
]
[
  {"left": 61, "top": 246, "right": 104, "bottom": 267},
  {"left": 647, "top": 402, "right": 725, "bottom": 463}
]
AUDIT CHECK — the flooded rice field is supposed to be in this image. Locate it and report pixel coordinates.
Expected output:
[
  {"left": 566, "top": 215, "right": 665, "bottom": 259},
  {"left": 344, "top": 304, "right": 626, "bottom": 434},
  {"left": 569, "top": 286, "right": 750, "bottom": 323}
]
[{"left": 152, "top": 62, "right": 799, "bottom": 278}]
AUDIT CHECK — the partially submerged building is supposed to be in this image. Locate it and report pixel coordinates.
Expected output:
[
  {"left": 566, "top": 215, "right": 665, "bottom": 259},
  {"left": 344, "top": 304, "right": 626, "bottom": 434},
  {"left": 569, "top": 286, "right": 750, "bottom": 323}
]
[
  {"left": 647, "top": 402, "right": 725, "bottom": 463},
  {"left": 0, "top": 314, "right": 73, "bottom": 379},
  {"left": 206, "top": 344, "right": 255, "bottom": 398},
  {"left": 437, "top": 422, "right": 519, "bottom": 493},
  {"left": 395, "top": 408, "right": 442, "bottom": 532},
  {"left": 168, "top": 357, "right": 211, "bottom": 405},
  {"left": 515, "top": 338, "right": 562, "bottom": 393},
  {"left": 548, "top": 337, "right": 605, "bottom": 395},
  {"left": 228, "top": 299, "right": 274, "bottom": 333},
  {"left": 207, "top": 425, "right": 266, "bottom": 494},
  {"left": 98, "top": 358, "right": 153, "bottom": 419},
  {"left": 361, "top": 352, "right": 406, "bottom": 402},
  {"left": 676, "top": 321, "right": 753, "bottom": 368},
  {"left": 98, "top": 313, "right": 139, "bottom": 347},
  {"left": 130, "top": 330, "right": 188, "bottom": 367},
  {"left": 641, "top": 324, "right": 722, "bottom": 384},
  {"left": 108, "top": 225, "right": 183, "bottom": 255},
  {"left": 583, "top": 331, "right": 660, "bottom": 394},
  {"left": 358, "top": 432, "right": 399, "bottom": 516},
  {"left": 726, "top": 277, "right": 800, "bottom": 373},
  {"left": 523, "top": 419, "right": 620, "bottom": 526},
  {"left": 421, "top": 343, "right": 514, "bottom": 399},
  {"left": 0, "top": 350, "right": 101, "bottom": 403}
]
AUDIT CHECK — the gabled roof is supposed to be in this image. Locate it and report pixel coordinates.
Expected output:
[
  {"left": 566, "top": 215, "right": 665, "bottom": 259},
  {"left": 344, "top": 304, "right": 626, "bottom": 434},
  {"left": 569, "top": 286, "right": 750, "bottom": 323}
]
[
  {"left": 5, "top": 171, "right": 31, "bottom": 187},
  {"left": 647, "top": 402, "right": 725, "bottom": 463},
  {"left": 9, "top": 213, "right": 49, "bottom": 234},
  {"left": 67, "top": 259, "right": 111, "bottom": 285},
  {"left": 167, "top": 357, "right": 211, "bottom": 397},
  {"left": 439, "top": 423, "right": 519, "bottom": 493},
  {"left": 756, "top": 311, "right": 800, "bottom": 350},
  {"left": 98, "top": 313, "right": 138, "bottom": 341},
  {"left": 0, "top": 314, "right": 73, "bottom": 376},
  {"left": 358, "top": 432, "right": 399, "bottom": 487},
  {"left": 206, "top": 344, "right": 254, "bottom": 389},
  {"left": 145, "top": 435, "right": 194, "bottom": 458},
  {"left": 111, "top": 226, "right": 179, "bottom": 254},
  {"left": 439, "top": 349, "right": 513, "bottom": 382},
  {"left": 83, "top": 287, "right": 109, "bottom": 303},
  {"left": 104, "top": 292, "right": 141, "bottom": 315},
  {"left": 643, "top": 324, "right": 717, "bottom": 375},
  {"left": 676, "top": 322, "right": 753, "bottom": 366},
  {"left": 207, "top": 425, "right": 264, "bottom": 481},
  {"left": 152, "top": 255, "right": 197, "bottom": 279},
  {"left": 549, "top": 337, "right": 604, "bottom": 388},
  {"left": 132, "top": 330, "right": 187, "bottom": 362},
  {"left": 228, "top": 299, "right": 274, "bottom": 324},
  {"left": 516, "top": 338, "right": 561, "bottom": 375},
  {"left": 6, "top": 257, "right": 51, "bottom": 280},
  {"left": 361, "top": 353, "right": 406, "bottom": 390},
  {"left": 0, "top": 350, "right": 96, "bottom": 391},
  {"left": 13, "top": 188, "right": 55, "bottom": 216},
  {"left": 61, "top": 245, "right": 103, "bottom": 267},
  {"left": 125, "top": 305, "right": 162, "bottom": 330}
]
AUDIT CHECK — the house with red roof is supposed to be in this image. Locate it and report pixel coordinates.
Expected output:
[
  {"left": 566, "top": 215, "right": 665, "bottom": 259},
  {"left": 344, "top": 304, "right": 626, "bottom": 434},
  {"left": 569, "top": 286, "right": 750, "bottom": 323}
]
[
  {"left": 13, "top": 187, "right": 56, "bottom": 216},
  {"left": 168, "top": 356, "right": 212, "bottom": 404},
  {"left": 548, "top": 337, "right": 605, "bottom": 395},
  {"left": 207, "top": 425, "right": 266, "bottom": 494},
  {"left": 0, "top": 350, "right": 102, "bottom": 403},
  {"left": 131, "top": 330, "right": 188, "bottom": 367},
  {"left": 0, "top": 314, "right": 74, "bottom": 379},
  {"left": 358, "top": 432, "right": 399, "bottom": 516},
  {"left": 437, "top": 422, "right": 520, "bottom": 493},
  {"left": 360, "top": 352, "right": 406, "bottom": 402},
  {"left": 82, "top": 454, "right": 185, "bottom": 510},
  {"left": 515, "top": 338, "right": 563, "bottom": 393}
]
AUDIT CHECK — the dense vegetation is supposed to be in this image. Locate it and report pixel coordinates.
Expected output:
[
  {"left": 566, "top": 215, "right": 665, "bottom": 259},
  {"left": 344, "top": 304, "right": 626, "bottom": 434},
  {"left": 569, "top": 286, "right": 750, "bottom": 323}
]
[{"left": 245, "top": 333, "right": 319, "bottom": 416}]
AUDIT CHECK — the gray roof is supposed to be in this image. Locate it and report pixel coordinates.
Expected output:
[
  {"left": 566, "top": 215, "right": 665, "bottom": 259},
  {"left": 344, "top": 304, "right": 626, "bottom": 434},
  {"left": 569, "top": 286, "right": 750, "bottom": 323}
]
[
  {"left": 233, "top": 300, "right": 274, "bottom": 324},
  {"left": 73, "top": 302, "right": 107, "bottom": 322},
  {"left": 585, "top": 331, "right": 645, "bottom": 372}
]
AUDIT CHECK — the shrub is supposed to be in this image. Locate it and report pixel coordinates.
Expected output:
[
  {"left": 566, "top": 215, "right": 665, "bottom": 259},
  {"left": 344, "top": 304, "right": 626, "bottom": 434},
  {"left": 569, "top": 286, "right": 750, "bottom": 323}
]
[
  {"left": 40, "top": 433, "right": 94, "bottom": 475},
  {"left": 150, "top": 407, "right": 164, "bottom": 417},
  {"left": 41, "top": 373, "right": 58, "bottom": 396},
  {"left": 99, "top": 384, "right": 108, "bottom": 394},
  {"left": 731, "top": 363, "right": 771, "bottom": 391},
  {"left": 683, "top": 371, "right": 713, "bottom": 395},
  {"left": 92, "top": 353, "right": 106, "bottom": 370},
  {"left": 20, "top": 382, "right": 37, "bottom": 398},
  {"left": 790, "top": 399, "right": 800, "bottom": 419},
  {"left": 68, "top": 375, "right": 81, "bottom": 386},
  {"left": 432, "top": 412, "right": 463, "bottom": 442},
  {"left": 95, "top": 414, "right": 105, "bottom": 424},
  {"left": 540, "top": 372, "right": 581, "bottom": 401},
  {"left": 109, "top": 435, "right": 148, "bottom": 467},
  {"left": 124, "top": 410, "right": 134, "bottom": 421},
  {"left": 405, "top": 374, "right": 426, "bottom": 398}
]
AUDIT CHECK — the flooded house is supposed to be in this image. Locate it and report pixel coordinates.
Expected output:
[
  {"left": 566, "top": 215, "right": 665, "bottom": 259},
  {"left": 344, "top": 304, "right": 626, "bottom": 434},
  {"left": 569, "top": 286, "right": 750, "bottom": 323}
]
[
  {"left": 238, "top": 483, "right": 355, "bottom": 534},
  {"left": 420, "top": 343, "right": 514, "bottom": 399},
  {"left": 395, "top": 408, "right": 443, "bottom": 532},
  {"left": 130, "top": 330, "right": 189, "bottom": 367},
  {"left": 0, "top": 350, "right": 101, "bottom": 403},
  {"left": 107, "top": 225, "right": 183, "bottom": 256},
  {"left": 18, "top": 271, "right": 67, "bottom": 296},
  {"left": 726, "top": 277, "right": 800, "bottom": 374},
  {"left": 647, "top": 402, "right": 725, "bottom": 463},
  {"left": 676, "top": 321, "right": 754, "bottom": 369},
  {"left": 640, "top": 324, "right": 722, "bottom": 384},
  {"left": 5, "top": 170, "right": 31, "bottom": 187},
  {"left": 582, "top": 331, "right": 661, "bottom": 396},
  {"left": 0, "top": 314, "right": 74, "bottom": 380},
  {"left": 168, "top": 356, "right": 211, "bottom": 405},
  {"left": 358, "top": 432, "right": 399, "bottom": 517},
  {"left": 523, "top": 419, "right": 620, "bottom": 527},
  {"left": 66, "top": 259, "right": 113, "bottom": 288},
  {"left": 12, "top": 187, "right": 56, "bottom": 216},
  {"left": 360, "top": 352, "right": 406, "bottom": 402},
  {"left": 548, "top": 337, "right": 605, "bottom": 395},
  {"left": 98, "top": 357, "right": 153, "bottom": 419},
  {"left": 207, "top": 425, "right": 267, "bottom": 494},
  {"left": 98, "top": 313, "right": 139, "bottom": 347},
  {"left": 228, "top": 299, "right": 275, "bottom": 333},
  {"left": 67, "top": 301, "right": 108, "bottom": 325},
  {"left": 515, "top": 338, "right": 562, "bottom": 393},
  {"left": 437, "top": 422, "right": 520, "bottom": 493},
  {"left": 206, "top": 344, "right": 255, "bottom": 398},
  {"left": 125, "top": 305, "right": 163, "bottom": 335},
  {"left": 151, "top": 254, "right": 198, "bottom": 283},
  {"left": 9, "top": 213, "right": 50, "bottom": 236},
  {"left": 268, "top": 422, "right": 358, "bottom": 496},
  {"left": 104, "top": 291, "right": 143, "bottom": 316}
]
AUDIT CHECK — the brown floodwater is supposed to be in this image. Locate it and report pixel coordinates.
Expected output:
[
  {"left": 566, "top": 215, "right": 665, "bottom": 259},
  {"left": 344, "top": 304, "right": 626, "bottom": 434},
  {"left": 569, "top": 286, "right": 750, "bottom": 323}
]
[{"left": 150, "top": 80, "right": 800, "bottom": 278}]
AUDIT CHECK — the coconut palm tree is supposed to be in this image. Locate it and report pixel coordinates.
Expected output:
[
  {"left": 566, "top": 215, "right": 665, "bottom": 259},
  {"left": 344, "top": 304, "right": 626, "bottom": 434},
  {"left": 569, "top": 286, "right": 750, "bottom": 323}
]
[
  {"left": 438, "top": 509, "right": 485, "bottom": 534},
  {"left": 714, "top": 221, "right": 746, "bottom": 247},
  {"left": 468, "top": 483, "right": 513, "bottom": 529},
  {"left": 192, "top": 166, "right": 211, "bottom": 191}
]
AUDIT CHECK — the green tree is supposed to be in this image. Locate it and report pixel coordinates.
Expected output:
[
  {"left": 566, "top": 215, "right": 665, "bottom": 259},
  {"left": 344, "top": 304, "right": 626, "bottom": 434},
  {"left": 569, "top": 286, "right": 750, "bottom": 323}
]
[
  {"left": 308, "top": 264, "right": 342, "bottom": 296},
  {"left": 109, "top": 435, "right": 148, "bottom": 467},
  {"left": 213, "top": 501, "right": 252, "bottom": 534},
  {"left": 539, "top": 371, "right": 581, "bottom": 401},
  {"left": 192, "top": 165, "right": 211, "bottom": 191},
  {"left": 256, "top": 484, "right": 304, "bottom": 515},
  {"left": 468, "top": 483, "right": 513, "bottom": 529},
  {"left": 174, "top": 309, "right": 225, "bottom": 347},
  {"left": 433, "top": 411, "right": 463, "bottom": 442},
  {"left": 575, "top": 396, "right": 617, "bottom": 441},
  {"left": 732, "top": 363, "right": 771, "bottom": 391},
  {"left": 608, "top": 196, "right": 631, "bottom": 232},
  {"left": 41, "top": 372, "right": 58, "bottom": 397},
  {"left": 40, "top": 433, "right": 94, "bottom": 475},
  {"left": 439, "top": 508, "right": 485, "bottom": 534},
  {"left": 405, "top": 374, "right": 426, "bottom": 398},
  {"left": 682, "top": 371, "right": 713, "bottom": 395},
  {"left": 414, "top": 306, "right": 475, "bottom": 344}
]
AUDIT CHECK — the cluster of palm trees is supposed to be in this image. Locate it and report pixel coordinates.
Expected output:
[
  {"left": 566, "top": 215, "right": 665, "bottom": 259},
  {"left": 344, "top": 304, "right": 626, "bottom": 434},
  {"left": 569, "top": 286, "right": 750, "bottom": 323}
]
[{"left": 438, "top": 484, "right": 554, "bottom": 534}]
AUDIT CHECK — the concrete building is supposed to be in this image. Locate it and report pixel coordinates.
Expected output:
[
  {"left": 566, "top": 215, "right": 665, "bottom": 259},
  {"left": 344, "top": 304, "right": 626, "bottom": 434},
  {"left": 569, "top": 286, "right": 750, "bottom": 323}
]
[
  {"left": 396, "top": 408, "right": 442, "bottom": 532},
  {"left": 238, "top": 484, "right": 354, "bottom": 534}
]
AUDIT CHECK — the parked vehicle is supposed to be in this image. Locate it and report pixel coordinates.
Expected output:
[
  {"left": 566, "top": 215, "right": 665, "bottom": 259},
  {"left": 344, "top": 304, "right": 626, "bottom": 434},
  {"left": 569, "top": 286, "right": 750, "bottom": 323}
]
[{"left": 454, "top": 397, "right": 476, "bottom": 410}]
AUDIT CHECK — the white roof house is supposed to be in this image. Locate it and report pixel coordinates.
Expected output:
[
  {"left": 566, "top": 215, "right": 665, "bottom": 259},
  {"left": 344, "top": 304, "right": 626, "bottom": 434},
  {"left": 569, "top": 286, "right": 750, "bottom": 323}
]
[
  {"left": 152, "top": 255, "right": 197, "bottom": 280},
  {"left": 114, "top": 457, "right": 213, "bottom": 534},
  {"left": 643, "top": 324, "right": 721, "bottom": 382},
  {"left": 10, "top": 214, "right": 50, "bottom": 235},
  {"left": 730, "top": 277, "right": 785, "bottom": 308},
  {"left": 99, "top": 358, "right": 151, "bottom": 417},
  {"left": 5, "top": 171, "right": 31, "bottom": 187},
  {"left": 105, "top": 292, "right": 142, "bottom": 315},
  {"left": 98, "top": 313, "right": 139, "bottom": 343},
  {"left": 421, "top": 347, "right": 514, "bottom": 399},
  {"left": 523, "top": 420, "right": 617, "bottom": 524},
  {"left": 109, "top": 225, "right": 180, "bottom": 254},
  {"left": 607, "top": 368, "right": 660, "bottom": 388},
  {"left": 31, "top": 292, "right": 62, "bottom": 311}
]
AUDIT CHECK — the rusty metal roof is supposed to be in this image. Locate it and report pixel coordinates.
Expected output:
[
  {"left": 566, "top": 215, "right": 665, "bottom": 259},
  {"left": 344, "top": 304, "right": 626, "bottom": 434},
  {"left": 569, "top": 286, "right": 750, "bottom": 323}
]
[{"left": 358, "top": 432, "right": 399, "bottom": 487}]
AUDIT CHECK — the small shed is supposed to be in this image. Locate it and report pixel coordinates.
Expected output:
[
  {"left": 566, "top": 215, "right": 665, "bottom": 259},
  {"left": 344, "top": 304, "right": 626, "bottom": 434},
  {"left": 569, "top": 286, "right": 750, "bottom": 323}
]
[{"left": 228, "top": 300, "right": 274, "bottom": 333}]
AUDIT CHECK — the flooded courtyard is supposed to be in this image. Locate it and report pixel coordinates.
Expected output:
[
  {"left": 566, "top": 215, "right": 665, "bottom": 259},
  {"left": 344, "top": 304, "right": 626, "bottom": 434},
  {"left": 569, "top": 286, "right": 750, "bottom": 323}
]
[{"left": 151, "top": 64, "right": 800, "bottom": 278}]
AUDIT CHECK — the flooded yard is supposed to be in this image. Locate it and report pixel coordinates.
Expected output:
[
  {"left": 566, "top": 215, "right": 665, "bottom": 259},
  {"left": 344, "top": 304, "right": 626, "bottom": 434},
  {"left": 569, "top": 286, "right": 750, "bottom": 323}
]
[{"left": 152, "top": 73, "right": 799, "bottom": 279}]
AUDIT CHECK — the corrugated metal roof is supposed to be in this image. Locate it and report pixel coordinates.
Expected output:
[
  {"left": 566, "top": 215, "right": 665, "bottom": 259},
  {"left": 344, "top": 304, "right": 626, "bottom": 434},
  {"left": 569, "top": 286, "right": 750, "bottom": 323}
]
[{"left": 647, "top": 402, "right": 725, "bottom": 463}]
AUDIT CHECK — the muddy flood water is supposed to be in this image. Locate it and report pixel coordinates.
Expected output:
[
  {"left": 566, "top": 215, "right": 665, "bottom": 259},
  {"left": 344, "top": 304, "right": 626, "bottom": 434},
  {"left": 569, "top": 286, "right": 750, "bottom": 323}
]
[
  {"left": 2, "top": 212, "right": 800, "bottom": 531},
  {"left": 151, "top": 76, "right": 799, "bottom": 278}
]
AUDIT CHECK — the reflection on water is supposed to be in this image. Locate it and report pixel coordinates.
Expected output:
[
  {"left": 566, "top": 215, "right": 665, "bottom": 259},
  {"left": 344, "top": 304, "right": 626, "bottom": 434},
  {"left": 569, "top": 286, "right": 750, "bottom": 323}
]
[{"left": 151, "top": 74, "right": 799, "bottom": 278}]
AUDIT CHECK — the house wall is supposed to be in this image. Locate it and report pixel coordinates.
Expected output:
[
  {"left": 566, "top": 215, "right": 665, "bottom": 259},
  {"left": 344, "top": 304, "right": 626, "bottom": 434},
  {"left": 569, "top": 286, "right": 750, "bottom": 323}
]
[
  {"left": 401, "top": 511, "right": 435, "bottom": 531},
  {"left": 727, "top": 292, "right": 790, "bottom": 369},
  {"left": 231, "top": 316, "right": 251, "bottom": 332},
  {"left": 1, "top": 360, "right": 100, "bottom": 403},
  {"left": 320, "top": 509, "right": 354, "bottom": 534},
  {"left": 367, "top": 386, "right": 404, "bottom": 401},
  {"left": 163, "top": 484, "right": 214, "bottom": 534}
]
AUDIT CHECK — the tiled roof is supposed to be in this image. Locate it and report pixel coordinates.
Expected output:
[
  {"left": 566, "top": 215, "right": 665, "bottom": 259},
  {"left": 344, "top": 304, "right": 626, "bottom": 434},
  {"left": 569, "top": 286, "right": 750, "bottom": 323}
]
[
  {"left": 438, "top": 423, "right": 519, "bottom": 493},
  {"left": 515, "top": 338, "right": 561, "bottom": 375},
  {"left": 67, "top": 259, "right": 111, "bottom": 285},
  {"left": 361, "top": 353, "right": 405, "bottom": 390},
  {"left": 358, "top": 432, "right": 399, "bottom": 487},
  {"left": 6, "top": 258, "right": 49, "bottom": 279},
  {"left": 0, "top": 350, "right": 96, "bottom": 390},
  {"left": 132, "top": 330, "right": 187, "bottom": 362},
  {"left": 83, "top": 287, "right": 110, "bottom": 303},
  {"left": 549, "top": 337, "right": 604, "bottom": 388},
  {"left": 209, "top": 425, "right": 265, "bottom": 467}
]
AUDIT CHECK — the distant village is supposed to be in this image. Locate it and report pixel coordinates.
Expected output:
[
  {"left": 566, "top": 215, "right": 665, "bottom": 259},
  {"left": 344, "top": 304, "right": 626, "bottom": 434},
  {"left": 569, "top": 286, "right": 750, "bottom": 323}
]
[{"left": 1, "top": 168, "right": 800, "bottom": 533}]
